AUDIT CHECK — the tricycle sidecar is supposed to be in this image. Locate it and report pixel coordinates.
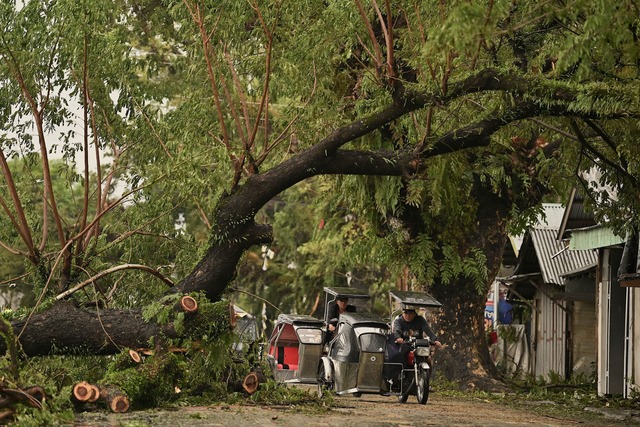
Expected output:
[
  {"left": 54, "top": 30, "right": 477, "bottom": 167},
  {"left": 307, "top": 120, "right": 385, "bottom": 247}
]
[
  {"left": 318, "top": 312, "right": 390, "bottom": 396},
  {"left": 266, "top": 313, "right": 324, "bottom": 383}
]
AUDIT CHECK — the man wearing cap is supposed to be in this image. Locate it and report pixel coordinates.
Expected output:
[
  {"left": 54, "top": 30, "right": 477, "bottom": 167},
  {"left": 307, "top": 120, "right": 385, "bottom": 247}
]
[{"left": 393, "top": 308, "right": 442, "bottom": 348}]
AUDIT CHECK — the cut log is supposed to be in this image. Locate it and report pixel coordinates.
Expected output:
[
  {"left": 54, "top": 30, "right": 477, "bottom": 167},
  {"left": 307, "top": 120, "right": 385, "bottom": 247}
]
[
  {"left": 138, "top": 348, "right": 154, "bottom": 356},
  {"left": 179, "top": 295, "right": 198, "bottom": 313},
  {"left": 241, "top": 372, "right": 260, "bottom": 395},
  {"left": 98, "top": 386, "right": 130, "bottom": 413},
  {"left": 128, "top": 349, "right": 142, "bottom": 363},
  {"left": 24, "top": 386, "right": 46, "bottom": 403},
  {"left": 72, "top": 381, "right": 93, "bottom": 403},
  {"left": 87, "top": 384, "right": 101, "bottom": 403},
  {"left": 0, "top": 386, "right": 43, "bottom": 409}
]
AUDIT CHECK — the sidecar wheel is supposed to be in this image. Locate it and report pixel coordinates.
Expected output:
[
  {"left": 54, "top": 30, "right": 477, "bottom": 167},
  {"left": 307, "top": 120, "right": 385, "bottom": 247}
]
[
  {"left": 317, "top": 363, "right": 333, "bottom": 397},
  {"left": 397, "top": 373, "right": 413, "bottom": 403}
]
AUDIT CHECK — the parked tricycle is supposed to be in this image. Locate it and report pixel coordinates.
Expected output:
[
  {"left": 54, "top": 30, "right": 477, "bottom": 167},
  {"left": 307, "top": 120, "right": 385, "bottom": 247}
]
[{"left": 265, "top": 313, "right": 324, "bottom": 383}]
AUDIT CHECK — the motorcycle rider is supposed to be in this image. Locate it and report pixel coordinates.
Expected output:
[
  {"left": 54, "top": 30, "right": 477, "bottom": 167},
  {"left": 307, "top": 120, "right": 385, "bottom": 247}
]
[
  {"left": 387, "top": 308, "right": 442, "bottom": 391},
  {"left": 393, "top": 308, "right": 443, "bottom": 348}
]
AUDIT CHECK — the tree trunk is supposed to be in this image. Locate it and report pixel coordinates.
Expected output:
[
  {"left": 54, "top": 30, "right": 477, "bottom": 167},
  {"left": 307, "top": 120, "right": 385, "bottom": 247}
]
[
  {"left": 430, "top": 187, "right": 510, "bottom": 390},
  {"left": 2, "top": 75, "right": 561, "bottom": 385},
  {"left": 428, "top": 141, "right": 555, "bottom": 390},
  {"left": 1, "top": 302, "right": 173, "bottom": 356}
]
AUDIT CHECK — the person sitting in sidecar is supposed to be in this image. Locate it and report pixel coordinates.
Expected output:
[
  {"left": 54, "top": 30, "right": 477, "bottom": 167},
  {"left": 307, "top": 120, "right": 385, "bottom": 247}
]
[{"left": 325, "top": 297, "right": 357, "bottom": 344}]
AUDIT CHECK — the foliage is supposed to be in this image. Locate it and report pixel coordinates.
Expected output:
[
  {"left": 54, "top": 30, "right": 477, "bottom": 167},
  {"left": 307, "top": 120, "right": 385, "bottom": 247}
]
[
  {"left": 1, "top": 0, "right": 639, "bottom": 304},
  {"left": 248, "top": 379, "right": 326, "bottom": 407},
  {"left": 103, "top": 352, "right": 187, "bottom": 408},
  {"left": 4, "top": 355, "right": 109, "bottom": 425},
  {"left": 3, "top": 1, "right": 640, "bottom": 416}
]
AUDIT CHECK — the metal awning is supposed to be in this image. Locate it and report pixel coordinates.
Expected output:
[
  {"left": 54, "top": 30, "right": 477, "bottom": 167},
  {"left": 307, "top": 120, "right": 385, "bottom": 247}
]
[
  {"left": 276, "top": 313, "right": 323, "bottom": 326},
  {"left": 323, "top": 287, "right": 371, "bottom": 299},
  {"left": 560, "top": 262, "right": 597, "bottom": 279},
  {"left": 389, "top": 290, "right": 442, "bottom": 309}
]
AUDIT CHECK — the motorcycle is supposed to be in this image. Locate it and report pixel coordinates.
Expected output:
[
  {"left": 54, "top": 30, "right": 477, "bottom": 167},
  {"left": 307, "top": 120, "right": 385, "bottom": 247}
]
[
  {"left": 394, "top": 336, "right": 432, "bottom": 404},
  {"left": 385, "top": 290, "right": 441, "bottom": 405}
]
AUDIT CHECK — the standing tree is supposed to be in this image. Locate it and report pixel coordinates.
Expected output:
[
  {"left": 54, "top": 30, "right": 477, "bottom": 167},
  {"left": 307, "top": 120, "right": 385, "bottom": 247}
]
[{"left": 2, "top": 0, "right": 640, "bottom": 391}]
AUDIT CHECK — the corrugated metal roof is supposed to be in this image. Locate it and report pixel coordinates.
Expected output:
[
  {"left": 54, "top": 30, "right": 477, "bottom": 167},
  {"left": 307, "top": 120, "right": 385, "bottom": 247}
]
[
  {"left": 557, "top": 188, "right": 596, "bottom": 240},
  {"left": 537, "top": 203, "right": 565, "bottom": 230},
  {"left": 530, "top": 228, "right": 598, "bottom": 285},
  {"left": 509, "top": 204, "right": 598, "bottom": 286}
]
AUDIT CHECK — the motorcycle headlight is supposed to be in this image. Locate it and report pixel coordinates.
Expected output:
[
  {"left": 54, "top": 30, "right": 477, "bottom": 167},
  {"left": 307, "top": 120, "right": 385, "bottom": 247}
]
[{"left": 415, "top": 346, "right": 430, "bottom": 357}]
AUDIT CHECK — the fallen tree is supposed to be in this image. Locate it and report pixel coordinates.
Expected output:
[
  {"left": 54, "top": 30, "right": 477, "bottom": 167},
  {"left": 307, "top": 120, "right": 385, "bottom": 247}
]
[{"left": 3, "top": 1, "right": 640, "bottom": 393}]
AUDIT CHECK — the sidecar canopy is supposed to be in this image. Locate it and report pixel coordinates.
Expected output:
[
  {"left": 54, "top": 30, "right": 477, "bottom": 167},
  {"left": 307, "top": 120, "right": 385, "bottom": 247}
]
[{"left": 389, "top": 290, "right": 442, "bottom": 311}]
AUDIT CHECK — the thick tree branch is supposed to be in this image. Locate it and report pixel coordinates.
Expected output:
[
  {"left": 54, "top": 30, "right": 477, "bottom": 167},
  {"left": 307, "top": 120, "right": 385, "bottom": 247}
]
[
  {"left": 2, "top": 302, "right": 172, "bottom": 356},
  {"left": 175, "top": 68, "right": 640, "bottom": 301}
]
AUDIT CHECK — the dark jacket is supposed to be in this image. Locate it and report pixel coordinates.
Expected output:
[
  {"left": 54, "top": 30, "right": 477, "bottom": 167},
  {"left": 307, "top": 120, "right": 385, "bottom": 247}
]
[
  {"left": 327, "top": 303, "right": 356, "bottom": 325},
  {"left": 393, "top": 314, "right": 437, "bottom": 342}
]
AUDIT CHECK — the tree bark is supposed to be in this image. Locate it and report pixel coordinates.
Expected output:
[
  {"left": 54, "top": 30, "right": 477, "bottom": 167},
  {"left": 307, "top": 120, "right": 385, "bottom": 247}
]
[
  {"left": 430, "top": 187, "right": 511, "bottom": 390},
  {"left": 1, "top": 302, "right": 173, "bottom": 356}
]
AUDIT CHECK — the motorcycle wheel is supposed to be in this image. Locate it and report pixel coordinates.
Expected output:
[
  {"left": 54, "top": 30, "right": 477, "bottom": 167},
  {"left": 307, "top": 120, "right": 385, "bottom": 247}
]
[
  {"left": 415, "top": 367, "right": 430, "bottom": 405},
  {"left": 317, "top": 363, "right": 333, "bottom": 398}
]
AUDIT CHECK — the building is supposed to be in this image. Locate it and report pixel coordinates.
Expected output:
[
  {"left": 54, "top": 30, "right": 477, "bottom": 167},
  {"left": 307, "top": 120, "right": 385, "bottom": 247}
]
[
  {"left": 558, "top": 189, "right": 638, "bottom": 397},
  {"left": 501, "top": 203, "right": 598, "bottom": 381}
]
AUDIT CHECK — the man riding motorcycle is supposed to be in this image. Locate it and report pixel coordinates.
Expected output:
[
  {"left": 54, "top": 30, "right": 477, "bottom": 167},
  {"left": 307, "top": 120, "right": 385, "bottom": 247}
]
[
  {"left": 388, "top": 308, "right": 442, "bottom": 401},
  {"left": 393, "top": 308, "right": 442, "bottom": 349}
]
